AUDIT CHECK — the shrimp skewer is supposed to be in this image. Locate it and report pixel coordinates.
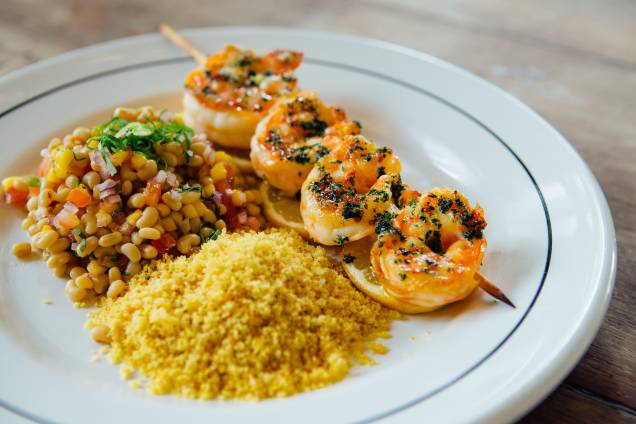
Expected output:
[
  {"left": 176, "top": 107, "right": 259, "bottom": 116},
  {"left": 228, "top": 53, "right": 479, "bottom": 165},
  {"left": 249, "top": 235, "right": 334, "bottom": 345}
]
[
  {"left": 250, "top": 91, "right": 361, "bottom": 196},
  {"left": 162, "top": 24, "right": 514, "bottom": 310},
  {"left": 342, "top": 234, "right": 514, "bottom": 313},
  {"left": 370, "top": 187, "right": 496, "bottom": 309},
  {"left": 183, "top": 45, "right": 303, "bottom": 149},
  {"left": 300, "top": 135, "right": 402, "bottom": 245},
  {"left": 160, "top": 24, "right": 303, "bottom": 149}
]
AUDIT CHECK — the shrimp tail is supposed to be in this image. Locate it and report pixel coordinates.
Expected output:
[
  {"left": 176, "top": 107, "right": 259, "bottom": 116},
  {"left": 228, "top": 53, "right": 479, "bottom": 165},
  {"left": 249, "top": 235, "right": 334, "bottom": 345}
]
[{"left": 475, "top": 272, "right": 516, "bottom": 308}]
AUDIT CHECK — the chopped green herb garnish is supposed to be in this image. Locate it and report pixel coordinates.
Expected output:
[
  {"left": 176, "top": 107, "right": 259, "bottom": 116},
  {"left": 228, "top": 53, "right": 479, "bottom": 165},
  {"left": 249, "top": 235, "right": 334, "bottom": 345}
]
[
  {"left": 114, "top": 122, "right": 153, "bottom": 138},
  {"left": 199, "top": 221, "right": 221, "bottom": 243},
  {"left": 438, "top": 197, "right": 453, "bottom": 214},
  {"left": 89, "top": 116, "right": 194, "bottom": 166},
  {"left": 296, "top": 119, "right": 327, "bottom": 137},
  {"left": 78, "top": 237, "right": 87, "bottom": 253},
  {"left": 343, "top": 254, "right": 356, "bottom": 264},
  {"left": 342, "top": 201, "right": 362, "bottom": 220},
  {"left": 72, "top": 228, "right": 86, "bottom": 240},
  {"left": 179, "top": 185, "right": 202, "bottom": 192},
  {"left": 375, "top": 211, "right": 397, "bottom": 235},
  {"left": 368, "top": 189, "right": 389, "bottom": 203},
  {"left": 101, "top": 149, "right": 117, "bottom": 176},
  {"left": 376, "top": 146, "right": 391, "bottom": 156},
  {"left": 424, "top": 230, "right": 443, "bottom": 254},
  {"left": 390, "top": 179, "right": 405, "bottom": 205},
  {"left": 335, "top": 235, "right": 349, "bottom": 245},
  {"left": 25, "top": 176, "right": 40, "bottom": 187}
]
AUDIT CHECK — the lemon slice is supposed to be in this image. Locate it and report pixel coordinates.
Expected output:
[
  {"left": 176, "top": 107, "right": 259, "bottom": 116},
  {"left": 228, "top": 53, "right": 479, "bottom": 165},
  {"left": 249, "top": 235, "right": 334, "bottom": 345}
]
[
  {"left": 229, "top": 155, "right": 254, "bottom": 174},
  {"left": 260, "top": 181, "right": 309, "bottom": 238},
  {"left": 341, "top": 237, "right": 440, "bottom": 314}
]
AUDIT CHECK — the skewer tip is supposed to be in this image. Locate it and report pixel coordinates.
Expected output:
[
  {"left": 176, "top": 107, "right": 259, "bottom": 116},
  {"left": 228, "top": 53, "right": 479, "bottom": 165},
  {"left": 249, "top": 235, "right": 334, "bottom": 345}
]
[
  {"left": 476, "top": 272, "right": 516, "bottom": 309},
  {"left": 158, "top": 23, "right": 207, "bottom": 66},
  {"left": 493, "top": 290, "right": 516, "bottom": 309}
]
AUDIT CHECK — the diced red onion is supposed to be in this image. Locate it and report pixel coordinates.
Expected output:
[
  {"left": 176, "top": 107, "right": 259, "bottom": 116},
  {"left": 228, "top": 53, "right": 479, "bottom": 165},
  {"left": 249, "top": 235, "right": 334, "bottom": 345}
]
[
  {"left": 52, "top": 216, "right": 62, "bottom": 231},
  {"left": 203, "top": 146, "right": 216, "bottom": 164},
  {"left": 170, "top": 190, "right": 182, "bottom": 201},
  {"left": 99, "top": 188, "right": 118, "bottom": 199},
  {"left": 71, "top": 242, "right": 79, "bottom": 251},
  {"left": 197, "top": 166, "right": 210, "bottom": 180},
  {"left": 119, "top": 222, "right": 134, "bottom": 236},
  {"left": 166, "top": 172, "right": 178, "bottom": 187},
  {"left": 160, "top": 112, "right": 175, "bottom": 123},
  {"left": 103, "top": 194, "right": 122, "bottom": 204},
  {"left": 89, "top": 150, "right": 102, "bottom": 168},
  {"left": 53, "top": 209, "right": 77, "bottom": 231},
  {"left": 89, "top": 150, "right": 115, "bottom": 179},
  {"left": 193, "top": 133, "right": 207, "bottom": 143},
  {"left": 95, "top": 179, "right": 117, "bottom": 192},
  {"left": 213, "top": 192, "right": 223, "bottom": 207},
  {"left": 155, "top": 170, "right": 168, "bottom": 184},
  {"left": 34, "top": 207, "right": 48, "bottom": 220},
  {"left": 63, "top": 202, "right": 79, "bottom": 214}
]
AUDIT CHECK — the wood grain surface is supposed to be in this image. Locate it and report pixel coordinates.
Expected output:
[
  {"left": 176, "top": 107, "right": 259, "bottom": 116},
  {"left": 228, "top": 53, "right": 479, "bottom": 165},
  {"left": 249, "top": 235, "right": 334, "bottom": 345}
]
[{"left": 0, "top": 0, "right": 634, "bottom": 422}]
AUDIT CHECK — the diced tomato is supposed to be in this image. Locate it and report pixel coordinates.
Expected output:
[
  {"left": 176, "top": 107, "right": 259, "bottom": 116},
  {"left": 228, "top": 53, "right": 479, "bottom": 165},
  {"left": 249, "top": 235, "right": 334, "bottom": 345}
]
[
  {"left": 246, "top": 216, "right": 261, "bottom": 231},
  {"left": 38, "top": 157, "right": 52, "bottom": 178},
  {"left": 152, "top": 233, "right": 177, "bottom": 255},
  {"left": 144, "top": 181, "right": 162, "bottom": 207},
  {"left": 225, "top": 163, "right": 234, "bottom": 182},
  {"left": 220, "top": 191, "right": 239, "bottom": 231},
  {"left": 215, "top": 180, "right": 227, "bottom": 192},
  {"left": 52, "top": 209, "right": 80, "bottom": 231},
  {"left": 81, "top": 161, "right": 92, "bottom": 174},
  {"left": 214, "top": 163, "right": 235, "bottom": 192},
  {"left": 28, "top": 187, "right": 40, "bottom": 196},
  {"left": 67, "top": 187, "right": 92, "bottom": 208},
  {"left": 3, "top": 187, "right": 28, "bottom": 206}
]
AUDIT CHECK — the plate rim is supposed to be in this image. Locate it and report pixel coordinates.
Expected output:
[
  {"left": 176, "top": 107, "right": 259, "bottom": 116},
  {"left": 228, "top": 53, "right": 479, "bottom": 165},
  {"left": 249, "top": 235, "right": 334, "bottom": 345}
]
[{"left": 0, "top": 26, "right": 617, "bottom": 424}]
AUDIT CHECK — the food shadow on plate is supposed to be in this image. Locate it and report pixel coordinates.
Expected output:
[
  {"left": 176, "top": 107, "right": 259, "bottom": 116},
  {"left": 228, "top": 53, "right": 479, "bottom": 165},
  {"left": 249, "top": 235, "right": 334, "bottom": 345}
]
[{"left": 416, "top": 246, "right": 532, "bottom": 324}]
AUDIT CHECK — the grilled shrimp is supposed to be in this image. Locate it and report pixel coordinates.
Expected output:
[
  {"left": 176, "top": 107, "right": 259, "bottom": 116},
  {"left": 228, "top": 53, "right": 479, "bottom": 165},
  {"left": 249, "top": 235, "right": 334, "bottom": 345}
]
[
  {"left": 250, "top": 91, "right": 361, "bottom": 196},
  {"left": 300, "top": 135, "right": 401, "bottom": 245},
  {"left": 370, "top": 187, "right": 487, "bottom": 309},
  {"left": 183, "top": 45, "right": 303, "bottom": 148}
]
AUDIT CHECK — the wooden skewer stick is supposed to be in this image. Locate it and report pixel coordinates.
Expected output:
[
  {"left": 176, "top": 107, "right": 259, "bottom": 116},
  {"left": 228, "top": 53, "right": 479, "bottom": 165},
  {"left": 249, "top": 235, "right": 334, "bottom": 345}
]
[
  {"left": 159, "top": 24, "right": 207, "bottom": 66},
  {"left": 476, "top": 272, "right": 516, "bottom": 308}
]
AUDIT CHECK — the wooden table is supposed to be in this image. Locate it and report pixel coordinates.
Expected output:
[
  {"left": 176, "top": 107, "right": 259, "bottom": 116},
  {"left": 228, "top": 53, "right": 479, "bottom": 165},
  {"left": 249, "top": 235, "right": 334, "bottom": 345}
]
[{"left": 1, "top": 0, "right": 634, "bottom": 422}]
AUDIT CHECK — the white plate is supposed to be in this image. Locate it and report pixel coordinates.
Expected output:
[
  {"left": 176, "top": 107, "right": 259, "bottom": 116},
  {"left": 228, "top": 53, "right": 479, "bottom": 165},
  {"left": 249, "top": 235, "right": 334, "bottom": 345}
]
[{"left": 0, "top": 27, "right": 616, "bottom": 424}]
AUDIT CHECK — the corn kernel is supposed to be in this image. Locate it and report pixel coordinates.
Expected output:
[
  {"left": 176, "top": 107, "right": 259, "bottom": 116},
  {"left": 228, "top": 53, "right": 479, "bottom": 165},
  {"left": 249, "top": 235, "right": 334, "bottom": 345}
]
[
  {"left": 126, "top": 210, "right": 143, "bottom": 226},
  {"left": 210, "top": 163, "right": 227, "bottom": 182},
  {"left": 231, "top": 190, "right": 247, "bottom": 207},
  {"left": 111, "top": 151, "right": 129, "bottom": 167},
  {"left": 215, "top": 151, "right": 231, "bottom": 163},
  {"left": 53, "top": 148, "right": 74, "bottom": 179},
  {"left": 87, "top": 138, "right": 99, "bottom": 149},
  {"left": 2, "top": 177, "right": 19, "bottom": 192}
]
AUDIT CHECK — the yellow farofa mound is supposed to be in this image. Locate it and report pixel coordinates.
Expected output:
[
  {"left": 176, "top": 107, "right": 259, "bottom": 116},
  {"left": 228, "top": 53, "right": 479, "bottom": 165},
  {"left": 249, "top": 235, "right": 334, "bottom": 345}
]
[{"left": 87, "top": 229, "right": 399, "bottom": 400}]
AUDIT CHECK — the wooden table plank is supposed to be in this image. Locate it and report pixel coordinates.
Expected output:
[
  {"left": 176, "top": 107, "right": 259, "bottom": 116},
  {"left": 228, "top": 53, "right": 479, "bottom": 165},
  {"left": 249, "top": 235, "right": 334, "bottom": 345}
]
[
  {"left": 524, "top": 384, "right": 636, "bottom": 423},
  {"left": 0, "top": 0, "right": 634, "bottom": 421}
]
